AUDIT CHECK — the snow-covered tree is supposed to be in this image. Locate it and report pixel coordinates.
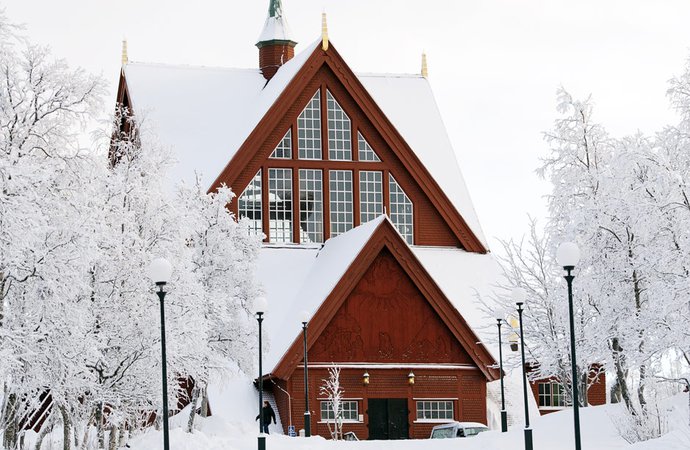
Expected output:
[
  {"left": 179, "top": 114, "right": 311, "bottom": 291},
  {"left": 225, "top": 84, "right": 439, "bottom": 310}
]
[{"left": 319, "top": 365, "right": 344, "bottom": 440}]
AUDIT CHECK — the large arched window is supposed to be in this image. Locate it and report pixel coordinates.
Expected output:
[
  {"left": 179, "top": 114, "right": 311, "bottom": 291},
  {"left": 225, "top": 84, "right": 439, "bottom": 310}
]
[{"left": 238, "top": 87, "right": 414, "bottom": 244}]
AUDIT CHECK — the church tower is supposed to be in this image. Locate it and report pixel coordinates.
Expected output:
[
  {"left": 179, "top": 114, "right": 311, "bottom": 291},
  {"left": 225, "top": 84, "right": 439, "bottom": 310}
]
[{"left": 256, "top": 0, "right": 298, "bottom": 80}]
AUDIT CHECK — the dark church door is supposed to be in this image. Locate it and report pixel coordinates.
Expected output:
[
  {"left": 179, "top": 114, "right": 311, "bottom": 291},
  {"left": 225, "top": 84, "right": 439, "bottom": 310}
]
[{"left": 367, "top": 398, "right": 409, "bottom": 440}]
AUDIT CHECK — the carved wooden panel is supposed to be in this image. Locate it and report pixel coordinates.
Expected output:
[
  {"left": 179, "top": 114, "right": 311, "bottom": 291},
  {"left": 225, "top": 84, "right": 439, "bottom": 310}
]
[{"left": 310, "top": 249, "right": 473, "bottom": 364}]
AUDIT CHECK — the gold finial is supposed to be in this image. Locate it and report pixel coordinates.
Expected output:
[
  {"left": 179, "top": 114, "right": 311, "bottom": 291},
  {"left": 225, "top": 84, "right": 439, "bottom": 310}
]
[
  {"left": 121, "top": 39, "right": 128, "bottom": 66},
  {"left": 421, "top": 52, "right": 428, "bottom": 78},
  {"left": 321, "top": 12, "right": 329, "bottom": 51}
]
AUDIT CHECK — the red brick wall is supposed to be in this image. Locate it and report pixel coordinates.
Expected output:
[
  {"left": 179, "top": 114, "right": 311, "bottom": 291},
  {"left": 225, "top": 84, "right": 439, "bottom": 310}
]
[
  {"left": 258, "top": 44, "right": 295, "bottom": 80},
  {"left": 279, "top": 367, "right": 486, "bottom": 440}
]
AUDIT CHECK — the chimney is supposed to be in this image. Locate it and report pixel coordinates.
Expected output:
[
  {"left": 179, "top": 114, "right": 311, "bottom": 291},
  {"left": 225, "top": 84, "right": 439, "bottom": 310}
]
[{"left": 256, "top": 0, "right": 297, "bottom": 80}]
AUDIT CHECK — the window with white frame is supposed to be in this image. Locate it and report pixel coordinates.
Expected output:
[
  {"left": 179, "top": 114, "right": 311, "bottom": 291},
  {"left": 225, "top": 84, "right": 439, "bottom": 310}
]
[
  {"left": 270, "top": 129, "right": 292, "bottom": 159},
  {"left": 238, "top": 170, "right": 262, "bottom": 235},
  {"left": 538, "top": 382, "right": 566, "bottom": 407},
  {"left": 357, "top": 132, "right": 381, "bottom": 162},
  {"left": 329, "top": 170, "right": 353, "bottom": 237},
  {"left": 298, "top": 91, "right": 322, "bottom": 159},
  {"left": 359, "top": 170, "right": 383, "bottom": 224},
  {"left": 299, "top": 169, "right": 323, "bottom": 243},
  {"left": 268, "top": 168, "right": 293, "bottom": 243},
  {"left": 327, "top": 91, "right": 352, "bottom": 161},
  {"left": 320, "top": 400, "right": 359, "bottom": 421},
  {"left": 389, "top": 174, "right": 414, "bottom": 244},
  {"left": 416, "top": 400, "right": 454, "bottom": 421}
]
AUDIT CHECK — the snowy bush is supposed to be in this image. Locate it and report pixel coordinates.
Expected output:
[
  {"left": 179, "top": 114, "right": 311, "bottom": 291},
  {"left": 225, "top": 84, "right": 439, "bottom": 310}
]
[{"left": 319, "top": 365, "right": 344, "bottom": 440}]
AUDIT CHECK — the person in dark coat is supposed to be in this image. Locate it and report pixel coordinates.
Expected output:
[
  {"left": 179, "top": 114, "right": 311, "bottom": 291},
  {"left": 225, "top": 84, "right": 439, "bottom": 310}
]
[{"left": 256, "top": 401, "right": 276, "bottom": 434}]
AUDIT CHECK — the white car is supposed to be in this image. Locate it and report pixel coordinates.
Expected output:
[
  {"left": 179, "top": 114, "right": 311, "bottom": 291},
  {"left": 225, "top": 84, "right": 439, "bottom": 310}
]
[{"left": 429, "top": 421, "right": 489, "bottom": 439}]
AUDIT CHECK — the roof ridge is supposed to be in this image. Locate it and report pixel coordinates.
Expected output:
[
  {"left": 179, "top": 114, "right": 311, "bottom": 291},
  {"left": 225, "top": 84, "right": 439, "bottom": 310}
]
[{"left": 126, "top": 61, "right": 261, "bottom": 73}]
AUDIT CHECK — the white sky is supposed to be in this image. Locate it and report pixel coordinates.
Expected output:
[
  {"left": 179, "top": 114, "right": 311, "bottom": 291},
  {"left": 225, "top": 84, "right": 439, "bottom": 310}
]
[{"left": 5, "top": 0, "right": 690, "bottom": 251}]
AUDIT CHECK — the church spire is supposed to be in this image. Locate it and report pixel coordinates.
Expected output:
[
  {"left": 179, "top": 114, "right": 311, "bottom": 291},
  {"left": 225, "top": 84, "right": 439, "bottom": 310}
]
[{"left": 257, "top": 0, "right": 298, "bottom": 80}]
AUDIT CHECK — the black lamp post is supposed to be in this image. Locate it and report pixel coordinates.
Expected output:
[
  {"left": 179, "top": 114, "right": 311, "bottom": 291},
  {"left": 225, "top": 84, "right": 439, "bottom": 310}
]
[
  {"left": 494, "top": 308, "right": 508, "bottom": 432},
  {"left": 557, "top": 242, "right": 582, "bottom": 450},
  {"left": 513, "top": 287, "right": 533, "bottom": 450},
  {"left": 148, "top": 258, "right": 173, "bottom": 450},
  {"left": 299, "top": 310, "right": 311, "bottom": 437},
  {"left": 255, "top": 297, "right": 268, "bottom": 450}
]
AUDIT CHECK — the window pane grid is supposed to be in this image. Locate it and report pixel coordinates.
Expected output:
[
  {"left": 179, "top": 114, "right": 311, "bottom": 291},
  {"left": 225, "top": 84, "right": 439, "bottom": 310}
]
[
  {"left": 359, "top": 170, "right": 383, "bottom": 224},
  {"left": 298, "top": 90, "right": 322, "bottom": 159},
  {"left": 538, "top": 382, "right": 566, "bottom": 407},
  {"left": 270, "top": 129, "right": 292, "bottom": 159},
  {"left": 416, "top": 400, "right": 453, "bottom": 421},
  {"left": 238, "top": 169, "right": 262, "bottom": 235},
  {"left": 358, "top": 132, "right": 381, "bottom": 162},
  {"left": 268, "top": 168, "right": 293, "bottom": 243},
  {"left": 299, "top": 169, "right": 323, "bottom": 244},
  {"left": 389, "top": 174, "right": 414, "bottom": 244},
  {"left": 320, "top": 400, "right": 358, "bottom": 421},
  {"left": 329, "top": 170, "right": 353, "bottom": 237},
  {"left": 327, "top": 91, "right": 352, "bottom": 161}
]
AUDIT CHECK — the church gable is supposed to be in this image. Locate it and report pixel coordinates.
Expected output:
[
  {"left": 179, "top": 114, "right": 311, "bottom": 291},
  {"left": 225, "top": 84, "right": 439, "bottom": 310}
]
[
  {"left": 213, "top": 43, "right": 484, "bottom": 251},
  {"left": 309, "top": 248, "right": 474, "bottom": 365},
  {"left": 271, "top": 218, "right": 497, "bottom": 381}
]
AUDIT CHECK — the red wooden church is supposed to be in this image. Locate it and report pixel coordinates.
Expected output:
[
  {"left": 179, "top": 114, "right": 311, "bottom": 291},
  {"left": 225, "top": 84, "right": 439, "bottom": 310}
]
[{"left": 114, "top": 0, "right": 603, "bottom": 440}]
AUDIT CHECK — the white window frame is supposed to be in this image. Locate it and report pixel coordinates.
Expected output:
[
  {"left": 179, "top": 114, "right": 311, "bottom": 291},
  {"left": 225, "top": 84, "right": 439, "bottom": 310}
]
[
  {"left": 414, "top": 399, "right": 454, "bottom": 423},
  {"left": 359, "top": 170, "right": 383, "bottom": 224},
  {"left": 329, "top": 170, "right": 354, "bottom": 237},
  {"left": 389, "top": 174, "right": 414, "bottom": 244},
  {"left": 268, "top": 168, "right": 293, "bottom": 243},
  {"left": 299, "top": 169, "right": 324, "bottom": 244},
  {"left": 297, "top": 90, "right": 322, "bottom": 160},
  {"left": 326, "top": 90, "right": 352, "bottom": 161},
  {"left": 318, "top": 399, "right": 361, "bottom": 423},
  {"left": 238, "top": 169, "right": 263, "bottom": 235},
  {"left": 270, "top": 129, "right": 292, "bottom": 159}
]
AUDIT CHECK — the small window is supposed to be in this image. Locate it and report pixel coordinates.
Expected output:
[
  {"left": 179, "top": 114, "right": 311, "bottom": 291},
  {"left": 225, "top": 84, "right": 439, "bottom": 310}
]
[
  {"left": 357, "top": 132, "right": 381, "bottom": 162},
  {"left": 298, "top": 91, "right": 322, "bottom": 160},
  {"left": 359, "top": 170, "right": 383, "bottom": 224},
  {"left": 268, "top": 168, "right": 293, "bottom": 243},
  {"left": 238, "top": 169, "right": 262, "bottom": 235},
  {"left": 329, "top": 170, "right": 353, "bottom": 237},
  {"left": 270, "top": 129, "right": 292, "bottom": 159},
  {"left": 327, "top": 91, "right": 352, "bottom": 161},
  {"left": 389, "top": 174, "right": 414, "bottom": 244},
  {"left": 538, "top": 382, "right": 566, "bottom": 407},
  {"left": 416, "top": 400, "right": 453, "bottom": 421},
  {"left": 320, "top": 400, "right": 359, "bottom": 421},
  {"left": 299, "top": 169, "right": 324, "bottom": 243}
]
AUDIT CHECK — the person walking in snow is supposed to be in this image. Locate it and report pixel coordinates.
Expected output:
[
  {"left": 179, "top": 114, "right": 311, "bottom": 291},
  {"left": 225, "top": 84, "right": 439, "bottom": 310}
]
[{"left": 256, "top": 400, "right": 276, "bottom": 434}]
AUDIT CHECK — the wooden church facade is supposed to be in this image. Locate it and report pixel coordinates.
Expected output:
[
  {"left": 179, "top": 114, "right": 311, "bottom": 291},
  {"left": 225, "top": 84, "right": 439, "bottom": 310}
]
[{"left": 114, "top": 0, "right": 524, "bottom": 440}]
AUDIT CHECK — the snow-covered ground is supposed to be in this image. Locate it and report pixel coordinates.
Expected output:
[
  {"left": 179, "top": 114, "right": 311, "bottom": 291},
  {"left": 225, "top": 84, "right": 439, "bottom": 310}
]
[{"left": 121, "top": 379, "right": 690, "bottom": 450}]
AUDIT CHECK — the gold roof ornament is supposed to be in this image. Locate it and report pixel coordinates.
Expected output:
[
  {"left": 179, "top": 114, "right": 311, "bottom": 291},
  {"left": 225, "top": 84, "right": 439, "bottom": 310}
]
[
  {"left": 321, "top": 12, "right": 329, "bottom": 51},
  {"left": 121, "top": 39, "right": 128, "bottom": 66},
  {"left": 421, "top": 52, "right": 428, "bottom": 78}
]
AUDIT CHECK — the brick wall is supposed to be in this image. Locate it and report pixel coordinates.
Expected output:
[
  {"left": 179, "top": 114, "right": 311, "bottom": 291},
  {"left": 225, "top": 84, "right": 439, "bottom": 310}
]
[{"left": 277, "top": 367, "right": 486, "bottom": 440}]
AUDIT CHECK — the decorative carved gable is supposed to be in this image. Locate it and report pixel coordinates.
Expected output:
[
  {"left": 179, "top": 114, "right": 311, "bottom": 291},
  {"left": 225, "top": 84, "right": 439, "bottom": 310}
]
[{"left": 309, "top": 249, "right": 473, "bottom": 365}]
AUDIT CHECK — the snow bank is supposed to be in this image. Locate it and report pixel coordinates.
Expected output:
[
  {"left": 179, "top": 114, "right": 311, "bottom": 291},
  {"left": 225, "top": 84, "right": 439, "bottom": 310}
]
[{"left": 125, "top": 383, "right": 690, "bottom": 450}]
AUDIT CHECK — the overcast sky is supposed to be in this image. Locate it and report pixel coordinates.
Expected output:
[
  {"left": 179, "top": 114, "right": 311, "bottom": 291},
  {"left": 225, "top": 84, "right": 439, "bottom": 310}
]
[{"left": 5, "top": 0, "right": 690, "bottom": 251}]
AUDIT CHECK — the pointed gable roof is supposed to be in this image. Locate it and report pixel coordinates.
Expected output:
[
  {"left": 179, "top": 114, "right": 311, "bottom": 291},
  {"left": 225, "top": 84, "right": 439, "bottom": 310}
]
[
  {"left": 119, "top": 39, "right": 487, "bottom": 249},
  {"left": 267, "top": 216, "right": 499, "bottom": 381}
]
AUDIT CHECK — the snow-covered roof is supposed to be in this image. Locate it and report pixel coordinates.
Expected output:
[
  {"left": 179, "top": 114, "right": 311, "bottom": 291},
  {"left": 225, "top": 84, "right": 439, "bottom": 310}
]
[
  {"left": 123, "top": 39, "right": 487, "bottom": 246},
  {"left": 256, "top": 216, "right": 503, "bottom": 373},
  {"left": 256, "top": 16, "right": 294, "bottom": 44},
  {"left": 259, "top": 216, "right": 386, "bottom": 371}
]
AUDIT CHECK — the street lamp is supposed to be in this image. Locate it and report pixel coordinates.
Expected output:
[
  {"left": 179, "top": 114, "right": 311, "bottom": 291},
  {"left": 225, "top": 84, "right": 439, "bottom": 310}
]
[
  {"left": 255, "top": 297, "right": 268, "bottom": 450},
  {"left": 513, "top": 287, "right": 533, "bottom": 450},
  {"left": 299, "top": 310, "right": 311, "bottom": 437},
  {"left": 148, "top": 257, "right": 173, "bottom": 450},
  {"left": 557, "top": 242, "right": 582, "bottom": 450},
  {"left": 494, "top": 307, "right": 508, "bottom": 433}
]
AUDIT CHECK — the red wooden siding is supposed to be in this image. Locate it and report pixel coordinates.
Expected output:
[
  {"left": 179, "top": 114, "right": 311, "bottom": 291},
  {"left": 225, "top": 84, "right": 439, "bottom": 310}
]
[{"left": 309, "top": 249, "right": 472, "bottom": 364}]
